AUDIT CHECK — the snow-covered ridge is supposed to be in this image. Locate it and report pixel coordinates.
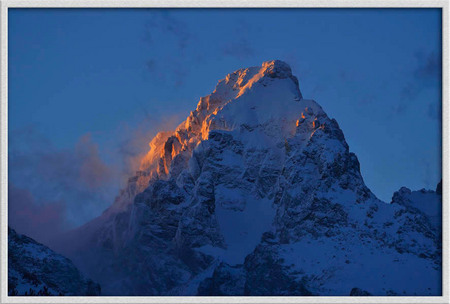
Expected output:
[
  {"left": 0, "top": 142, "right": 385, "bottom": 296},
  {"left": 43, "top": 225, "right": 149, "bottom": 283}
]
[
  {"left": 141, "top": 60, "right": 303, "bottom": 168},
  {"left": 50, "top": 60, "right": 441, "bottom": 296},
  {"left": 391, "top": 186, "right": 442, "bottom": 231},
  {"left": 137, "top": 60, "right": 317, "bottom": 189},
  {"left": 103, "top": 60, "right": 313, "bottom": 215},
  {"left": 8, "top": 227, "right": 101, "bottom": 296}
]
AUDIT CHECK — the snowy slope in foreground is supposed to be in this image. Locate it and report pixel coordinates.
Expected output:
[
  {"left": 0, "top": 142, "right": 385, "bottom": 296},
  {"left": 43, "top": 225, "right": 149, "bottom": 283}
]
[
  {"left": 52, "top": 60, "right": 441, "bottom": 296},
  {"left": 8, "top": 227, "right": 101, "bottom": 296}
]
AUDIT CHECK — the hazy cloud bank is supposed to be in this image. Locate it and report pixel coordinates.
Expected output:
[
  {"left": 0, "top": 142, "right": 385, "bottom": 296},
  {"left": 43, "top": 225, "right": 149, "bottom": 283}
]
[{"left": 8, "top": 113, "right": 183, "bottom": 245}]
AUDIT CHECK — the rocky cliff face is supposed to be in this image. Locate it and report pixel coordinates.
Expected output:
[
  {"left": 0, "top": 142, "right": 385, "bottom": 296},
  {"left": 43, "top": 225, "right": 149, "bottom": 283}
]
[
  {"left": 52, "top": 60, "right": 441, "bottom": 296},
  {"left": 8, "top": 227, "right": 101, "bottom": 296}
]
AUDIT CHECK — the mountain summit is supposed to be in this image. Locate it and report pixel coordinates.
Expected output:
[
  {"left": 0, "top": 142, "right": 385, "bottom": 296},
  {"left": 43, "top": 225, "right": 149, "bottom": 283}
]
[{"left": 52, "top": 60, "right": 441, "bottom": 296}]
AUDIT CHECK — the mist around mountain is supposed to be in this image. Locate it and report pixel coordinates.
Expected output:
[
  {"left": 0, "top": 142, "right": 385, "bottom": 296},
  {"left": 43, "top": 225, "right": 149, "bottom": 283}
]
[{"left": 10, "top": 60, "right": 442, "bottom": 296}]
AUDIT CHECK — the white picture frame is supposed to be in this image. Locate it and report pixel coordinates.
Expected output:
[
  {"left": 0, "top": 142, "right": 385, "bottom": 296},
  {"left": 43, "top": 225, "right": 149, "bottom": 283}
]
[{"left": 1, "top": 1, "right": 448, "bottom": 303}]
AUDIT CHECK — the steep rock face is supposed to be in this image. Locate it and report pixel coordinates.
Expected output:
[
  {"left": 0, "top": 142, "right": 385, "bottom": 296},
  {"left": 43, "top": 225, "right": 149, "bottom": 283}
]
[
  {"left": 8, "top": 227, "right": 101, "bottom": 296},
  {"left": 53, "top": 60, "right": 441, "bottom": 296},
  {"left": 391, "top": 185, "right": 442, "bottom": 232}
]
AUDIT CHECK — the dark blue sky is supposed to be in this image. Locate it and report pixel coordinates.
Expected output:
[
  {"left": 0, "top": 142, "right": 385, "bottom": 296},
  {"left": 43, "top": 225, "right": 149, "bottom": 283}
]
[{"left": 8, "top": 8, "right": 442, "bottom": 236}]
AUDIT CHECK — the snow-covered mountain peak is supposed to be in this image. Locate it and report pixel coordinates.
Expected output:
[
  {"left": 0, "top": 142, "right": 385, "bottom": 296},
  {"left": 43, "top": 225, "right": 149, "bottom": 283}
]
[
  {"left": 184, "top": 61, "right": 302, "bottom": 134},
  {"left": 53, "top": 61, "right": 441, "bottom": 296},
  {"left": 211, "top": 59, "right": 301, "bottom": 101},
  {"left": 139, "top": 61, "right": 312, "bottom": 176},
  {"left": 261, "top": 59, "right": 295, "bottom": 77}
]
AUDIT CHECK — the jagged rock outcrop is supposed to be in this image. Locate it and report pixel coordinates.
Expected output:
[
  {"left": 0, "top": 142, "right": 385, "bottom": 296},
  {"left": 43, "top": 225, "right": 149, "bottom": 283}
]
[
  {"left": 51, "top": 60, "right": 442, "bottom": 296},
  {"left": 8, "top": 227, "right": 101, "bottom": 296}
]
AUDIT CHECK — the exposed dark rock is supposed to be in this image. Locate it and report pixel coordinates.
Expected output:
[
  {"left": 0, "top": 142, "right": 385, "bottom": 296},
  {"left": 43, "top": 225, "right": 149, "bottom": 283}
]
[{"left": 8, "top": 227, "right": 101, "bottom": 296}]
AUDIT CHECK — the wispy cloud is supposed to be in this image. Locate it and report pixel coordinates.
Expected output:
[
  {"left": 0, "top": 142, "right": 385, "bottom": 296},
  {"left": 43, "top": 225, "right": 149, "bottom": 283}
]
[
  {"left": 144, "top": 12, "right": 192, "bottom": 50},
  {"left": 9, "top": 110, "right": 186, "bottom": 246},
  {"left": 76, "top": 134, "right": 113, "bottom": 189},
  {"left": 8, "top": 128, "right": 119, "bottom": 243},
  {"left": 143, "top": 12, "right": 194, "bottom": 87},
  {"left": 414, "top": 51, "right": 442, "bottom": 80},
  {"left": 8, "top": 183, "right": 67, "bottom": 244},
  {"left": 142, "top": 13, "right": 266, "bottom": 87},
  {"left": 114, "top": 111, "right": 183, "bottom": 176},
  {"left": 221, "top": 38, "right": 255, "bottom": 60},
  {"left": 393, "top": 50, "right": 442, "bottom": 117},
  {"left": 220, "top": 20, "right": 258, "bottom": 60}
]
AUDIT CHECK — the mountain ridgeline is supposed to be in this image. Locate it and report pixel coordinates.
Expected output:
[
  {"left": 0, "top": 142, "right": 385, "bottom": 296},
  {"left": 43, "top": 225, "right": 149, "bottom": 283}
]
[
  {"left": 49, "top": 60, "right": 441, "bottom": 296},
  {"left": 8, "top": 227, "right": 101, "bottom": 296}
]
